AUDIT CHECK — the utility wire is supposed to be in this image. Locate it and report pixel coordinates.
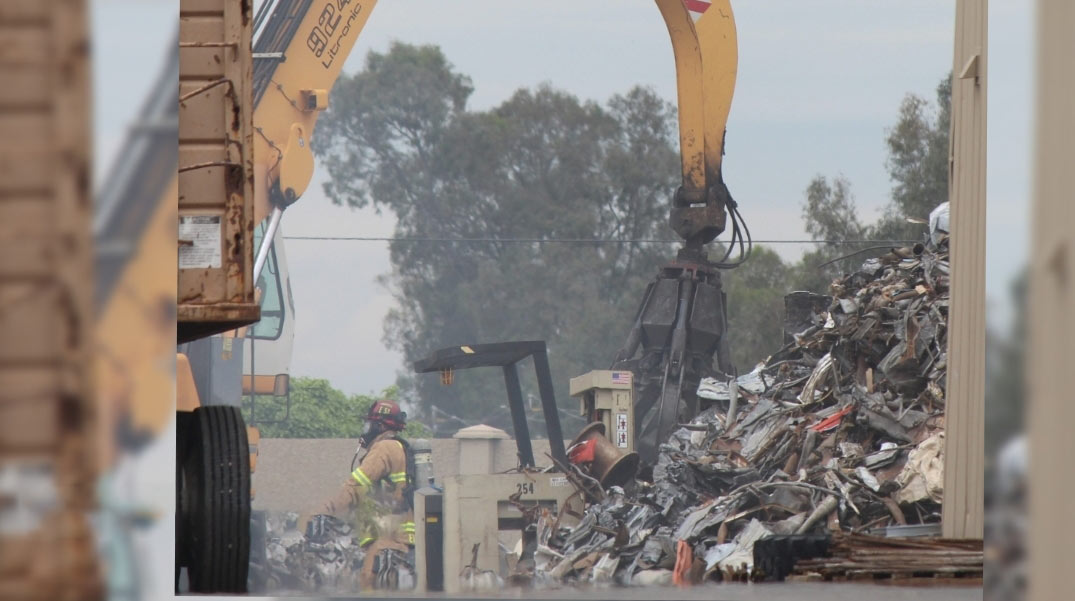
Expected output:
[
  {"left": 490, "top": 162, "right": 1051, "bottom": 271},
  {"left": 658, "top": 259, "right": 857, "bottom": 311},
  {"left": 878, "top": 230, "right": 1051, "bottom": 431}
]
[{"left": 283, "top": 235, "right": 917, "bottom": 246}]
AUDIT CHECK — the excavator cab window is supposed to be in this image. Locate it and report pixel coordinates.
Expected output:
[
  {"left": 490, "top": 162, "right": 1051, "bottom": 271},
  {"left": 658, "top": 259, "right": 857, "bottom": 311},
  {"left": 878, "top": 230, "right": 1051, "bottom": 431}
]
[{"left": 252, "top": 221, "right": 285, "bottom": 340}]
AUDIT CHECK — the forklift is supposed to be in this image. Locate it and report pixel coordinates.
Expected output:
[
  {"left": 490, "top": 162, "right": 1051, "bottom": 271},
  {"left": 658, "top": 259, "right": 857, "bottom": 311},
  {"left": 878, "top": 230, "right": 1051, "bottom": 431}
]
[{"left": 409, "top": 341, "right": 639, "bottom": 593}]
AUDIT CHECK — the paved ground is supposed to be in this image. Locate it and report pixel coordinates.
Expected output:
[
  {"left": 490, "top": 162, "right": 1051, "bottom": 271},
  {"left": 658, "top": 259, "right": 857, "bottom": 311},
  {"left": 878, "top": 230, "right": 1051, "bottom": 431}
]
[
  {"left": 217, "top": 582, "right": 982, "bottom": 600},
  {"left": 521, "top": 583, "right": 983, "bottom": 600}
]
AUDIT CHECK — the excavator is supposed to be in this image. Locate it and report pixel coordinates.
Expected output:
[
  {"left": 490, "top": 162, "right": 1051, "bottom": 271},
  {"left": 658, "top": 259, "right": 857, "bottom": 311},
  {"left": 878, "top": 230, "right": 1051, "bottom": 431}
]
[
  {"left": 166, "top": 0, "right": 744, "bottom": 593},
  {"left": 236, "top": 0, "right": 751, "bottom": 471},
  {"left": 614, "top": 0, "right": 751, "bottom": 465}
]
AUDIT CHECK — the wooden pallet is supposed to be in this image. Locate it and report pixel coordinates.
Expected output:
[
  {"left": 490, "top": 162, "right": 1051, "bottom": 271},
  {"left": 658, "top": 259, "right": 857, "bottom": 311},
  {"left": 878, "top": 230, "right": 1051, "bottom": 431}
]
[{"left": 789, "top": 532, "right": 983, "bottom": 585}]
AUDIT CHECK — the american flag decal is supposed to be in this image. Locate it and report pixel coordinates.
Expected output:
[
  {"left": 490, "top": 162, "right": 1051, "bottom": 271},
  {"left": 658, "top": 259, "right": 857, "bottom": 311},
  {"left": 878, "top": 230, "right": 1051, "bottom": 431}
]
[
  {"left": 612, "top": 371, "right": 632, "bottom": 385},
  {"left": 683, "top": 0, "right": 711, "bottom": 23}
]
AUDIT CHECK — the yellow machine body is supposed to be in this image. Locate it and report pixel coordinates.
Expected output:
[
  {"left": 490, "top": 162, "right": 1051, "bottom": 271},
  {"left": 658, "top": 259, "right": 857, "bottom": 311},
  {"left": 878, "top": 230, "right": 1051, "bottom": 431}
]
[
  {"left": 252, "top": 0, "right": 379, "bottom": 221},
  {"left": 656, "top": 0, "right": 738, "bottom": 195},
  {"left": 95, "top": 176, "right": 179, "bottom": 469}
]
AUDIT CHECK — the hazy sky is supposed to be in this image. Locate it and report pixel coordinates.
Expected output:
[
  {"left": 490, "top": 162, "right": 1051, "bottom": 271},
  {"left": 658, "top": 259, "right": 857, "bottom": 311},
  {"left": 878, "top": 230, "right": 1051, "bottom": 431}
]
[{"left": 96, "top": 0, "right": 1033, "bottom": 397}]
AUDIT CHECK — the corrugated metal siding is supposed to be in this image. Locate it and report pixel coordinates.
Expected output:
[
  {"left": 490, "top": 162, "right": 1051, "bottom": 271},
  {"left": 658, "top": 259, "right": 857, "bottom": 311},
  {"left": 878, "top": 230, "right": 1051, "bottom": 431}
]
[{"left": 942, "top": 0, "right": 987, "bottom": 540}]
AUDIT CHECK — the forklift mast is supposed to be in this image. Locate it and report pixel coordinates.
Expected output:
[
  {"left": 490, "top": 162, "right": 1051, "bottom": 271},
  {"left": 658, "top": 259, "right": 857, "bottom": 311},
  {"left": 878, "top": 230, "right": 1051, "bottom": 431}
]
[{"left": 413, "top": 341, "right": 568, "bottom": 469}]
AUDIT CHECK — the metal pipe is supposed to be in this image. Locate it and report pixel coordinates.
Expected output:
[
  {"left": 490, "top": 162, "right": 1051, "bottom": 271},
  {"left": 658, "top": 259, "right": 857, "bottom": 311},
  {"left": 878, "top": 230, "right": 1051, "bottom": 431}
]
[
  {"left": 253, "top": 206, "right": 283, "bottom": 284},
  {"left": 795, "top": 495, "right": 839, "bottom": 534}
]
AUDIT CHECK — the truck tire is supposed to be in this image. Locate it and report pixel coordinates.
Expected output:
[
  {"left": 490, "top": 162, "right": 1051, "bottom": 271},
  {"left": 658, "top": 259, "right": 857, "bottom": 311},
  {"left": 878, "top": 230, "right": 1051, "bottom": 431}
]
[{"left": 179, "top": 405, "right": 250, "bottom": 593}]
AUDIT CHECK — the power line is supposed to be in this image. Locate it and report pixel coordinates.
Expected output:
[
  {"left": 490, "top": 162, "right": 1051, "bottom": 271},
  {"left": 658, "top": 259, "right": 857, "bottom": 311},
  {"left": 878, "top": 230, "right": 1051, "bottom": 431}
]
[{"left": 282, "top": 235, "right": 916, "bottom": 246}]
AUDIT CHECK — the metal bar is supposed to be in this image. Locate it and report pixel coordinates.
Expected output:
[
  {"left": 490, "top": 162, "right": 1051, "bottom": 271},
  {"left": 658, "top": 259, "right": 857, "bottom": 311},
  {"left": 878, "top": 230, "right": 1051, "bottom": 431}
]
[
  {"left": 253, "top": 206, "right": 283, "bottom": 284},
  {"left": 177, "top": 160, "right": 241, "bottom": 173},
  {"left": 178, "top": 77, "right": 233, "bottom": 103},
  {"left": 502, "top": 363, "right": 535, "bottom": 467},
  {"left": 942, "top": 0, "right": 987, "bottom": 540},
  {"left": 655, "top": 279, "right": 694, "bottom": 445},
  {"left": 532, "top": 348, "right": 567, "bottom": 467},
  {"left": 178, "top": 41, "right": 237, "bottom": 48},
  {"left": 726, "top": 374, "right": 739, "bottom": 428}
]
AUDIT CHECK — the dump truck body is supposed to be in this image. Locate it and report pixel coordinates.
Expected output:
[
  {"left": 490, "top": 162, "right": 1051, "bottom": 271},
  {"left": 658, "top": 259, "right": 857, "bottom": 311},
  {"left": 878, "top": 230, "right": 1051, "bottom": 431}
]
[{"left": 178, "top": 0, "right": 259, "bottom": 343}]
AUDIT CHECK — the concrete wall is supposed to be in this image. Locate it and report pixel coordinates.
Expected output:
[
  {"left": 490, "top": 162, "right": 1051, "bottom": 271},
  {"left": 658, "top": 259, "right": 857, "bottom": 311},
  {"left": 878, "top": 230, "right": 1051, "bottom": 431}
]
[{"left": 252, "top": 437, "right": 552, "bottom": 512}]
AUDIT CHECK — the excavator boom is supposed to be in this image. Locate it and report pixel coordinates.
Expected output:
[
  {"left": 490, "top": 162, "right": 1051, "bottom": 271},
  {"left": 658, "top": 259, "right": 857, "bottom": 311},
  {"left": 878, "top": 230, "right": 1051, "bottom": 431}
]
[
  {"left": 657, "top": 0, "right": 739, "bottom": 248},
  {"left": 249, "top": 0, "right": 378, "bottom": 282},
  {"left": 251, "top": 0, "right": 378, "bottom": 221},
  {"left": 615, "top": 0, "right": 750, "bottom": 464}
]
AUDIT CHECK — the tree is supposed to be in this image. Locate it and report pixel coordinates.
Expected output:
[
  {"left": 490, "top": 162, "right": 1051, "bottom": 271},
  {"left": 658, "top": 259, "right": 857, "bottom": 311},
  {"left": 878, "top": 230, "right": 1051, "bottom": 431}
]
[
  {"left": 875, "top": 76, "right": 952, "bottom": 241},
  {"left": 794, "top": 175, "right": 869, "bottom": 292},
  {"left": 250, "top": 378, "right": 430, "bottom": 439},
  {"left": 794, "top": 74, "right": 952, "bottom": 295},
  {"left": 723, "top": 246, "right": 792, "bottom": 372},
  {"left": 315, "top": 43, "right": 679, "bottom": 433}
]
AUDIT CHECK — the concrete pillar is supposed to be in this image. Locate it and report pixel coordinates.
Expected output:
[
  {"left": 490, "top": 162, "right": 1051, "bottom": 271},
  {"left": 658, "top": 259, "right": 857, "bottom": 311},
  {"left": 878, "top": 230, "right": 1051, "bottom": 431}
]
[
  {"left": 942, "top": 0, "right": 987, "bottom": 539},
  {"left": 452, "top": 425, "right": 509, "bottom": 475}
]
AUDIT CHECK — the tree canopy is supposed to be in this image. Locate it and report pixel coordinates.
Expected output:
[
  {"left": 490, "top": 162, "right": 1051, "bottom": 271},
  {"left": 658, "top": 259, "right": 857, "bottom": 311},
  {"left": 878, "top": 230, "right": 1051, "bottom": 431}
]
[
  {"left": 314, "top": 42, "right": 956, "bottom": 432},
  {"left": 315, "top": 43, "right": 683, "bottom": 434},
  {"left": 796, "top": 75, "right": 952, "bottom": 290},
  {"left": 250, "top": 378, "right": 430, "bottom": 439}
]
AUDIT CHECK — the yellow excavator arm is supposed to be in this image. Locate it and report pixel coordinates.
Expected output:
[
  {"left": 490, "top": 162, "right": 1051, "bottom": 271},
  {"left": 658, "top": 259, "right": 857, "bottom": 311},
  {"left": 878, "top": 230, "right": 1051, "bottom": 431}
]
[
  {"left": 251, "top": 0, "right": 379, "bottom": 228},
  {"left": 615, "top": 1, "right": 748, "bottom": 463},
  {"left": 657, "top": 0, "right": 741, "bottom": 250},
  {"left": 248, "top": 0, "right": 379, "bottom": 280}
]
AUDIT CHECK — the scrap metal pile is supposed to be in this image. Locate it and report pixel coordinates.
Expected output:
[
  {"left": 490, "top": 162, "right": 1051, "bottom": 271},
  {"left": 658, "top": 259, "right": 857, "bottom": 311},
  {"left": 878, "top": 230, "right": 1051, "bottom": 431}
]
[
  {"left": 256, "top": 512, "right": 367, "bottom": 594},
  {"left": 530, "top": 236, "right": 961, "bottom": 586}
]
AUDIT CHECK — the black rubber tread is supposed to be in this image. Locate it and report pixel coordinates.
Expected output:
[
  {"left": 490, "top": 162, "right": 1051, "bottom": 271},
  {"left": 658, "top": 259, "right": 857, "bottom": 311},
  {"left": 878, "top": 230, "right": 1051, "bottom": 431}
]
[
  {"left": 176, "top": 411, "right": 193, "bottom": 592},
  {"left": 753, "top": 534, "right": 831, "bottom": 581},
  {"left": 185, "top": 405, "right": 250, "bottom": 593}
]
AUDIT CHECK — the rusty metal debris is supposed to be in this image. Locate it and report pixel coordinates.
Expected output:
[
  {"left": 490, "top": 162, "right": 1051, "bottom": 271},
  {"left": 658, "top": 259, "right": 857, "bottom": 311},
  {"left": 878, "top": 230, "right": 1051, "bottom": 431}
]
[{"left": 530, "top": 236, "right": 969, "bottom": 586}]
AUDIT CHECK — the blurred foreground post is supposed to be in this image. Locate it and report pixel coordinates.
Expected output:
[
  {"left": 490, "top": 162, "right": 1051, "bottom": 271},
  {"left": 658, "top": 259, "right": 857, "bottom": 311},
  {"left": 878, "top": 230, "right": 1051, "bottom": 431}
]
[
  {"left": 1029, "top": 1, "right": 1075, "bottom": 599},
  {"left": 0, "top": 0, "right": 102, "bottom": 599},
  {"left": 942, "top": 0, "right": 987, "bottom": 539}
]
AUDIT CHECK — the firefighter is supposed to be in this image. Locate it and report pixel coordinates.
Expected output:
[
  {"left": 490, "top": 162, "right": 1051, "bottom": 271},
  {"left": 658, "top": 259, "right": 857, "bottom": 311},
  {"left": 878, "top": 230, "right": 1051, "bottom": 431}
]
[{"left": 305, "top": 400, "right": 415, "bottom": 589}]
